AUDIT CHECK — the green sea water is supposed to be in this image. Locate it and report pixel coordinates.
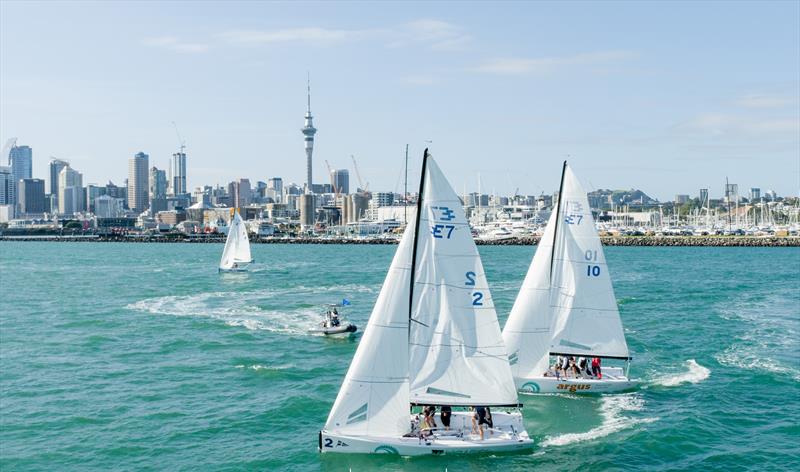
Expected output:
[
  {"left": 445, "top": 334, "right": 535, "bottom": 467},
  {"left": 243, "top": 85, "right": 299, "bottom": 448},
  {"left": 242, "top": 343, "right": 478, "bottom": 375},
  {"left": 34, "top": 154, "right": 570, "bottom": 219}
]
[{"left": 1, "top": 242, "right": 798, "bottom": 471}]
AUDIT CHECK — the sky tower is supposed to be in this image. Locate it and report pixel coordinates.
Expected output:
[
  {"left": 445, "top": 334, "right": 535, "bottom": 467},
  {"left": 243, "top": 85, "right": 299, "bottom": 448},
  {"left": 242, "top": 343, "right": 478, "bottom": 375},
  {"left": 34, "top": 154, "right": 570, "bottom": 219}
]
[{"left": 301, "top": 76, "right": 317, "bottom": 192}]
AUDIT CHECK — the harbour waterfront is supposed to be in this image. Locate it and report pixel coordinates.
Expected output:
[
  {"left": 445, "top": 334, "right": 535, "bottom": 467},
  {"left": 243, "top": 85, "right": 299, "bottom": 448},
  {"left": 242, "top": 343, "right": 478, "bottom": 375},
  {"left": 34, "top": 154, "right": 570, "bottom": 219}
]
[{"left": 0, "top": 242, "right": 798, "bottom": 471}]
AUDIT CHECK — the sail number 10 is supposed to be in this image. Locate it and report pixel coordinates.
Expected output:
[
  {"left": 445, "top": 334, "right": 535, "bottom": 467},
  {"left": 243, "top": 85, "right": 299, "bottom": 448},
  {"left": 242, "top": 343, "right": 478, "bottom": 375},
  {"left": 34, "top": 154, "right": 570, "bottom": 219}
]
[
  {"left": 465, "top": 271, "right": 484, "bottom": 306},
  {"left": 585, "top": 249, "right": 601, "bottom": 277}
]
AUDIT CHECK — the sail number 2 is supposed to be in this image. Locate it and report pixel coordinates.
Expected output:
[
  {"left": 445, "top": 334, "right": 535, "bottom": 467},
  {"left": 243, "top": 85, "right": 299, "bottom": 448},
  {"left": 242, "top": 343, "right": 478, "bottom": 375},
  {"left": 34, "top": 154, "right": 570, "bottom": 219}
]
[
  {"left": 585, "top": 249, "right": 600, "bottom": 277},
  {"left": 465, "top": 271, "right": 484, "bottom": 306}
]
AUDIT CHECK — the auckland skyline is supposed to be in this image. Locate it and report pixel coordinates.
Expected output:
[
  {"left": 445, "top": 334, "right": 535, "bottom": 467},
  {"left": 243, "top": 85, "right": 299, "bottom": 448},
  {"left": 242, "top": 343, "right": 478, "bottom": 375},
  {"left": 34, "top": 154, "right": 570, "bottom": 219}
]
[{"left": 1, "top": 1, "right": 798, "bottom": 200}]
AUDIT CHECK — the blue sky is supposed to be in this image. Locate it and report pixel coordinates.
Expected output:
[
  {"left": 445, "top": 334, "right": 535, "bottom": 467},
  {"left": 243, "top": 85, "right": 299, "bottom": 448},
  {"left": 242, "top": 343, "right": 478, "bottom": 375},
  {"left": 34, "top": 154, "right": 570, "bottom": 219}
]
[{"left": 2, "top": 0, "right": 798, "bottom": 200}]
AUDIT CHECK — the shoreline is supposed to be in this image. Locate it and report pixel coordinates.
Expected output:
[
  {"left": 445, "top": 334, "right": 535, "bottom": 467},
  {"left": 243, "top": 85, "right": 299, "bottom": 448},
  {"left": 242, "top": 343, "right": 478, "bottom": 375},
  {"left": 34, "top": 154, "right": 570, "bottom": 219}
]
[{"left": 1, "top": 235, "right": 798, "bottom": 247}]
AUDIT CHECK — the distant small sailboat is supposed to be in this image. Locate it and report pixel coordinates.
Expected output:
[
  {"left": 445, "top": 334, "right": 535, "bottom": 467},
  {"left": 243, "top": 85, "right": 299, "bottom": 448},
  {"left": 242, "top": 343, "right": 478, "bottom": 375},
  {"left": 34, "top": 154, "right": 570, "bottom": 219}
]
[
  {"left": 218, "top": 212, "right": 253, "bottom": 272},
  {"left": 319, "top": 150, "right": 533, "bottom": 456},
  {"left": 502, "top": 162, "right": 638, "bottom": 394}
]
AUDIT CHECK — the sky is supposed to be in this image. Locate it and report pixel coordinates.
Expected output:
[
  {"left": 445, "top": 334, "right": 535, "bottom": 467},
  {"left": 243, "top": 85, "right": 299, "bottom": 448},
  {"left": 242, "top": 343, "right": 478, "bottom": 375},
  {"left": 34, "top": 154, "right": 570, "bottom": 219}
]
[{"left": 1, "top": 0, "right": 798, "bottom": 201}]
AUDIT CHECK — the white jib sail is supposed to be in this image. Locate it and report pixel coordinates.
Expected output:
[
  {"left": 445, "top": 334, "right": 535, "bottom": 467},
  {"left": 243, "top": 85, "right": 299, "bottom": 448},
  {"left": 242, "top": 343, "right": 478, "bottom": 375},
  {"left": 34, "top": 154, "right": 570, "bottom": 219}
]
[
  {"left": 219, "top": 213, "right": 252, "bottom": 270},
  {"left": 408, "top": 156, "right": 518, "bottom": 406},
  {"left": 324, "top": 227, "right": 413, "bottom": 437},
  {"left": 502, "top": 209, "right": 558, "bottom": 380},
  {"left": 548, "top": 165, "right": 629, "bottom": 359}
]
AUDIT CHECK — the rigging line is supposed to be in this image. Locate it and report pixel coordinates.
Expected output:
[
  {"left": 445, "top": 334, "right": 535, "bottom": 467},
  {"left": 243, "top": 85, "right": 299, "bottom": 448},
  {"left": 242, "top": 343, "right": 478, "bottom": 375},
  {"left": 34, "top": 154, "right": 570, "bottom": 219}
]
[
  {"left": 550, "top": 160, "right": 568, "bottom": 283},
  {"left": 408, "top": 149, "right": 429, "bottom": 340}
]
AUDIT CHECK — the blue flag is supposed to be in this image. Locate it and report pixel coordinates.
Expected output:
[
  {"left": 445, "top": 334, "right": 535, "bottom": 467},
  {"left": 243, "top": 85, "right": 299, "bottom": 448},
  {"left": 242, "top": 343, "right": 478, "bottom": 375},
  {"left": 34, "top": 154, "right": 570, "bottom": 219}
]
[{"left": 341, "top": 298, "right": 351, "bottom": 306}]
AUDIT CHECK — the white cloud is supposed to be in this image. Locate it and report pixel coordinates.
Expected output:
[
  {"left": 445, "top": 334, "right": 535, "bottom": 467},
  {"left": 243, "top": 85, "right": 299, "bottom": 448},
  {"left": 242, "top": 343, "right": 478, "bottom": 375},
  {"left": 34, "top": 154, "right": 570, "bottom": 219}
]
[
  {"left": 218, "top": 19, "right": 470, "bottom": 51},
  {"left": 142, "top": 36, "right": 208, "bottom": 54},
  {"left": 392, "top": 19, "right": 471, "bottom": 50},
  {"left": 218, "top": 27, "right": 376, "bottom": 44},
  {"left": 675, "top": 113, "right": 800, "bottom": 138},
  {"left": 734, "top": 94, "right": 797, "bottom": 109},
  {"left": 473, "top": 50, "right": 637, "bottom": 75}
]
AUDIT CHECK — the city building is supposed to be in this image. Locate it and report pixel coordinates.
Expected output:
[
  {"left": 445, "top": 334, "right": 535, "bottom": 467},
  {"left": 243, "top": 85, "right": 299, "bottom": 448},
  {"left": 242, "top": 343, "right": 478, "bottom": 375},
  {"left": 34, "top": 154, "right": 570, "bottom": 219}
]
[
  {"left": 149, "top": 167, "right": 168, "bottom": 213},
  {"left": 331, "top": 169, "right": 349, "bottom": 195},
  {"left": 0, "top": 166, "right": 13, "bottom": 207},
  {"left": 301, "top": 78, "right": 317, "bottom": 192},
  {"left": 49, "top": 159, "right": 70, "bottom": 205},
  {"left": 58, "top": 166, "right": 83, "bottom": 215},
  {"left": 18, "top": 178, "right": 45, "bottom": 214},
  {"left": 8, "top": 144, "right": 32, "bottom": 207},
  {"left": 228, "top": 178, "right": 252, "bottom": 212},
  {"left": 169, "top": 152, "right": 187, "bottom": 196},
  {"left": 128, "top": 152, "right": 149, "bottom": 213},
  {"left": 725, "top": 182, "right": 739, "bottom": 204},
  {"left": 85, "top": 184, "right": 105, "bottom": 213},
  {"left": 750, "top": 187, "right": 761, "bottom": 201},
  {"left": 94, "top": 194, "right": 124, "bottom": 218},
  {"left": 268, "top": 177, "right": 283, "bottom": 203},
  {"left": 674, "top": 194, "right": 690, "bottom": 204},
  {"left": 699, "top": 188, "right": 709, "bottom": 206}
]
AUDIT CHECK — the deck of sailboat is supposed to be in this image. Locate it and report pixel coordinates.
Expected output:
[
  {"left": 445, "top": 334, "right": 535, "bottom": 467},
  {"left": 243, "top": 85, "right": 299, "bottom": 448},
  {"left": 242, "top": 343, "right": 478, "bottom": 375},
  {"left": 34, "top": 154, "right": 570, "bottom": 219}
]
[{"left": 321, "top": 410, "right": 533, "bottom": 456}]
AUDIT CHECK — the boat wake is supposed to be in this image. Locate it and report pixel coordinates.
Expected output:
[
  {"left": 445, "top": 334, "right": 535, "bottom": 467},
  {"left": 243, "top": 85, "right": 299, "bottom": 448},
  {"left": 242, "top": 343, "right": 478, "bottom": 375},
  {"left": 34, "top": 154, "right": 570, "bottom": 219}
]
[
  {"left": 715, "top": 293, "right": 800, "bottom": 383},
  {"left": 650, "top": 359, "right": 710, "bottom": 387},
  {"left": 126, "top": 291, "right": 319, "bottom": 335},
  {"left": 541, "top": 394, "right": 657, "bottom": 447},
  {"left": 715, "top": 346, "right": 800, "bottom": 383}
]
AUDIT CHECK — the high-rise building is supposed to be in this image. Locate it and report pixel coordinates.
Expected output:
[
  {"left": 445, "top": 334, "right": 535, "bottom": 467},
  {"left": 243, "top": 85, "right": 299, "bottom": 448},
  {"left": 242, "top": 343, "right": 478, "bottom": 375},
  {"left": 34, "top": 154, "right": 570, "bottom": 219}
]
[
  {"left": 301, "top": 78, "right": 317, "bottom": 192},
  {"left": 724, "top": 182, "right": 738, "bottom": 203},
  {"left": 128, "top": 152, "right": 149, "bottom": 213},
  {"left": 8, "top": 144, "right": 32, "bottom": 207},
  {"left": 331, "top": 169, "right": 349, "bottom": 195},
  {"left": 750, "top": 187, "right": 761, "bottom": 201},
  {"left": 372, "top": 192, "right": 394, "bottom": 208},
  {"left": 228, "top": 178, "right": 252, "bottom": 212},
  {"left": 169, "top": 152, "right": 187, "bottom": 196},
  {"left": 58, "top": 166, "right": 83, "bottom": 215},
  {"left": 85, "top": 184, "right": 106, "bottom": 213},
  {"left": 150, "top": 167, "right": 167, "bottom": 200},
  {"left": 94, "top": 195, "right": 124, "bottom": 218},
  {"left": 18, "top": 178, "right": 45, "bottom": 214},
  {"left": 268, "top": 177, "right": 283, "bottom": 203},
  {"left": 699, "top": 188, "right": 709, "bottom": 206},
  {"left": 0, "top": 166, "right": 12, "bottom": 206},
  {"left": 49, "top": 159, "right": 69, "bottom": 205},
  {"left": 674, "top": 194, "right": 690, "bottom": 204}
]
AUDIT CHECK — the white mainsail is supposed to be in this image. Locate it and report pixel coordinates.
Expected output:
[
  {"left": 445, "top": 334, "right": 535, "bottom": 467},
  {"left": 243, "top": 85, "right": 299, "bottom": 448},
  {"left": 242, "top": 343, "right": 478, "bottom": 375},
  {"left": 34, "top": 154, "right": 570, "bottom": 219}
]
[
  {"left": 503, "top": 163, "right": 629, "bottom": 376},
  {"left": 502, "top": 209, "right": 558, "bottom": 379},
  {"left": 408, "top": 157, "right": 518, "bottom": 406},
  {"left": 219, "top": 212, "right": 252, "bottom": 270},
  {"left": 323, "top": 212, "right": 413, "bottom": 437},
  {"left": 325, "top": 153, "right": 519, "bottom": 439},
  {"left": 548, "top": 165, "right": 629, "bottom": 359}
]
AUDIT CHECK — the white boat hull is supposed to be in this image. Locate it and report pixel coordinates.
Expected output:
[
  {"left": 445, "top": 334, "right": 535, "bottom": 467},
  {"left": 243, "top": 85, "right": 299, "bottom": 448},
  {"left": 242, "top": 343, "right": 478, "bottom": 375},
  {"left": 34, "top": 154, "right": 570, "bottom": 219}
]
[
  {"left": 320, "top": 411, "right": 533, "bottom": 456},
  {"left": 516, "top": 375, "right": 639, "bottom": 394},
  {"left": 308, "top": 323, "right": 357, "bottom": 336}
]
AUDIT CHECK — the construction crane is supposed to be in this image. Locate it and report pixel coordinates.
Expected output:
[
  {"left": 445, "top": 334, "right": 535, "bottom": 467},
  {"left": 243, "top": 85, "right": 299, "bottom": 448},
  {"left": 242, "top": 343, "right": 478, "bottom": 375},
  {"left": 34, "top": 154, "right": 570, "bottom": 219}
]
[
  {"left": 172, "top": 121, "right": 186, "bottom": 154},
  {"left": 350, "top": 154, "right": 369, "bottom": 193}
]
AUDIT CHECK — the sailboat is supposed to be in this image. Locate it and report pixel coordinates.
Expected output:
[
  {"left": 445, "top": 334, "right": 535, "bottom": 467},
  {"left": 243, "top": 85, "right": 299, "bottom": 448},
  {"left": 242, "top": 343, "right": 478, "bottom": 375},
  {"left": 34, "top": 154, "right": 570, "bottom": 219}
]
[
  {"left": 320, "top": 151, "right": 533, "bottom": 455},
  {"left": 502, "top": 162, "right": 638, "bottom": 394},
  {"left": 218, "top": 212, "right": 254, "bottom": 272}
]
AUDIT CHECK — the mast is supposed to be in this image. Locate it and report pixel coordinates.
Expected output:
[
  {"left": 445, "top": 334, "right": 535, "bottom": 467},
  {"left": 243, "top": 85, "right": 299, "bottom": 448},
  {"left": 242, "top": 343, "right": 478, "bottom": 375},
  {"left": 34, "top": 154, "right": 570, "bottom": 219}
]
[
  {"left": 408, "top": 148, "right": 429, "bottom": 336},
  {"left": 549, "top": 160, "right": 568, "bottom": 282},
  {"left": 404, "top": 144, "right": 409, "bottom": 225}
]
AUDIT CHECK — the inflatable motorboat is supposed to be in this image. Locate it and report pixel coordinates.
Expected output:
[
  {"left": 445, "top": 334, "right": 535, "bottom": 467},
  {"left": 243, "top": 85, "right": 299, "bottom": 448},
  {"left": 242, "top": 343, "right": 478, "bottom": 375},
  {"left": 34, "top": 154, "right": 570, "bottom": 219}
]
[{"left": 309, "top": 304, "right": 357, "bottom": 336}]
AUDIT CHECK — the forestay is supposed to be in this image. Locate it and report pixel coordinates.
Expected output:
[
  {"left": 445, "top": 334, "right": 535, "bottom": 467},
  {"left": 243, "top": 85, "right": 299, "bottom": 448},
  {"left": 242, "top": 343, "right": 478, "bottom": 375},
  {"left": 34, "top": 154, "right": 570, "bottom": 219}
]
[
  {"left": 408, "top": 156, "right": 518, "bottom": 406},
  {"left": 502, "top": 209, "right": 558, "bottom": 379},
  {"left": 219, "top": 212, "right": 252, "bottom": 270},
  {"left": 548, "top": 165, "right": 629, "bottom": 359},
  {"left": 323, "top": 228, "right": 413, "bottom": 437}
]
